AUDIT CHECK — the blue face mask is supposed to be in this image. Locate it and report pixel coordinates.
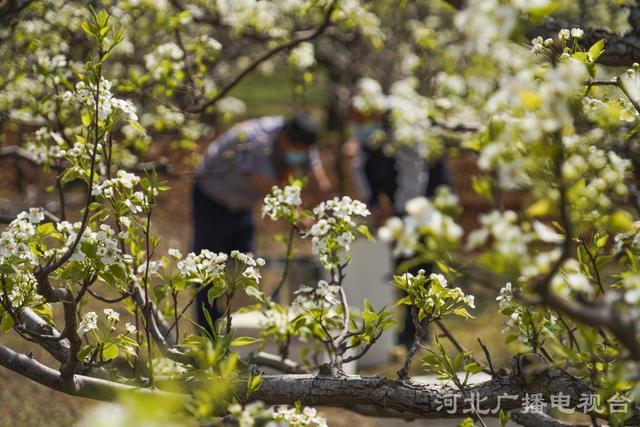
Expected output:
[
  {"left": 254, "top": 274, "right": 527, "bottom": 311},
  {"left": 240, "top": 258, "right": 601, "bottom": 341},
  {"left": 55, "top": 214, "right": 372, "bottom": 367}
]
[{"left": 283, "top": 150, "right": 307, "bottom": 166}]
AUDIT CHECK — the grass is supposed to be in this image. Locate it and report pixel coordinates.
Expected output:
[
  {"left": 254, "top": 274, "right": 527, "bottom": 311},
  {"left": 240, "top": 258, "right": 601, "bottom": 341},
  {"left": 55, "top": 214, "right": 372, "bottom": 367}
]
[{"left": 227, "top": 68, "right": 328, "bottom": 120}]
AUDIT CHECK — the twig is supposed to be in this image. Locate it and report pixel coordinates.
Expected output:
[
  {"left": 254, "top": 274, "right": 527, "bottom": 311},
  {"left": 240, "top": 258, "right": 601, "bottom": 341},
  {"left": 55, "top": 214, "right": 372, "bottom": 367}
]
[
  {"left": 270, "top": 226, "right": 295, "bottom": 300},
  {"left": 477, "top": 338, "right": 495, "bottom": 376}
]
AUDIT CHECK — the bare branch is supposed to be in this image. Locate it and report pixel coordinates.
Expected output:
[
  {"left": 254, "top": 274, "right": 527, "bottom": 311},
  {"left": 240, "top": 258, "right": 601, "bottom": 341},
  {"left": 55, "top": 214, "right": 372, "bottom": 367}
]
[
  {"left": 245, "top": 351, "right": 310, "bottom": 374},
  {"left": 0, "top": 343, "right": 181, "bottom": 401}
]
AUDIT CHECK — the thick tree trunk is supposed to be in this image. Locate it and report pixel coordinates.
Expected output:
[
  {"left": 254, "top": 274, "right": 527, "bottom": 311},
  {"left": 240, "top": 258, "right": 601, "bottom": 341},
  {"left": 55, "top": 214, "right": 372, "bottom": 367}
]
[{"left": 248, "top": 369, "right": 614, "bottom": 421}]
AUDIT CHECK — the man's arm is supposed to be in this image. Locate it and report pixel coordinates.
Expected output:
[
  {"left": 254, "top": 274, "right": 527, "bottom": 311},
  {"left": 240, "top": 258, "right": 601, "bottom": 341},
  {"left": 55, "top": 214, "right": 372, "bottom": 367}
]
[{"left": 308, "top": 146, "right": 332, "bottom": 195}]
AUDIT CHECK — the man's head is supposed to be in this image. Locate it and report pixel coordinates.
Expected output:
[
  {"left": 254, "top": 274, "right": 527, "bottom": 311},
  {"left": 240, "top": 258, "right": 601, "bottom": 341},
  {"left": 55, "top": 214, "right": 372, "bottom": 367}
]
[{"left": 276, "top": 113, "right": 319, "bottom": 166}]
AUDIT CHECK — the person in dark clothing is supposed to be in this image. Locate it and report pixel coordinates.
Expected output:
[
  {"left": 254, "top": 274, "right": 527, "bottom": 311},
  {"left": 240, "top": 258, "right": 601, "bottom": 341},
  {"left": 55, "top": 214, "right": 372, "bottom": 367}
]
[
  {"left": 349, "top": 109, "right": 453, "bottom": 349},
  {"left": 192, "top": 113, "right": 330, "bottom": 331}
]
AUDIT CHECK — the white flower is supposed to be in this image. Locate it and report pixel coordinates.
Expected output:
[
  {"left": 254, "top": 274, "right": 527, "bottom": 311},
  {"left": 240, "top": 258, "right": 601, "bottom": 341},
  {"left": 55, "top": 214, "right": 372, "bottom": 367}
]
[
  {"left": 352, "top": 78, "right": 388, "bottom": 114},
  {"left": 125, "top": 322, "right": 137, "bottom": 334},
  {"left": 104, "top": 308, "right": 120, "bottom": 322},
  {"left": 289, "top": 42, "right": 315, "bottom": 69},
  {"left": 531, "top": 36, "right": 544, "bottom": 53},
  {"left": 377, "top": 226, "right": 394, "bottom": 242},
  {"left": 570, "top": 28, "right": 584, "bottom": 39},
  {"left": 168, "top": 248, "right": 182, "bottom": 259},
  {"left": 336, "top": 232, "right": 354, "bottom": 250},
  {"left": 559, "top": 29, "right": 571, "bottom": 41},
  {"left": 405, "top": 197, "right": 431, "bottom": 218},
  {"left": 429, "top": 273, "right": 447, "bottom": 287},
  {"left": 217, "top": 97, "right": 246, "bottom": 116},
  {"left": 77, "top": 312, "right": 98, "bottom": 335},
  {"left": 623, "top": 274, "right": 640, "bottom": 304},
  {"left": 533, "top": 221, "right": 563, "bottom": 243},
  {"left": 137, "top": 260, "right": 163, "bottom": 275},
  {"left": 242, "top": 266, "right": 261, "bottom": 282},
  {"left": 115, "top": 170, "right": 140, "bottom": 189},
  {"left": 262, "top": 184, "right": 302, "bottom": 221},
  {"left": 26, "top": 208, "right": 45, "bottom": 224}
]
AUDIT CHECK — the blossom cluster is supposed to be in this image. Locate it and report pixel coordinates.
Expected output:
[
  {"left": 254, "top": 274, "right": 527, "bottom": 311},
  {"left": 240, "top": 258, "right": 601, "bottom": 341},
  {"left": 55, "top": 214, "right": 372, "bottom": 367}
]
[
  {"left": 307, "top": 196, "right": 370, "bottom": 269},
  {"left": 272, "top": 405, "right": 328, "bottom": 427},
  {"left": 261, "top": 184, "right": 302, "bottom": 222},
  {"left": 215, "top": 0, "right": 306, "bottom": 36},
  {"left": 176, "top": 250, "right": 228, "bottom": 286},
  {"left": 530, "top": 28, "right": 583, "bottom": 55},
  {"left": 351, "top": 78, "right": 387, "bottom": 115},
  {"left": 64, "top": 78, "right": 138, "bottom": 122},
  {"left": 92, "top": 170, "right": 157, "bottom": 216},
  {"left": 175, "top": 249, "right": 265, "bottom": 288},
  {"left": 77, "top": 308, "right": 136, "bottom": 336},
  {"left": 226, "top": 401, "right": 327, "bottom": 427},
  {"left": 393, "top": 270, "right": 475, "bottom": 321},
  {"left": 289, "top": 280, "right": 346, "bottom": 342},
  {"left": 54, "top": 221, "right": 123, "bottom": 267},
  {"left": 466, "top": 210, "right": 568, "bottom": 277},
  {"left": 454, "top": 0, "right": 558, "bottom": 54},
  {"left": 378, "top": 195, "right": 462, "bottom": 258},
  {"left": 144, "top": 42, "right": 184, "bottom": 80},
  {"left": 466, "top": 211, "right": 530, "bottom": 257},
  {"left": 259, "top": 302, "right": 294, "bottom": 337},
  {"left": 293, "top": 280, "right": 341, "bottom": 313},
  {"left": 496, "top": 281, "right": 558, "bottom": 347},
  {"left": 562, "top": 136, "right": 631, "bottom": 210},
  {"left": 289, "top": 42, "right": 315, "bottom": 69},
  {"left": 550, "top": 259, "right": 592, "bottom": 297},
  {"left": 0, "top": 208, "right": 44, "bottom": 268},
  {"left": 232, "top": 250, "right": 266, "bottom": 284}
]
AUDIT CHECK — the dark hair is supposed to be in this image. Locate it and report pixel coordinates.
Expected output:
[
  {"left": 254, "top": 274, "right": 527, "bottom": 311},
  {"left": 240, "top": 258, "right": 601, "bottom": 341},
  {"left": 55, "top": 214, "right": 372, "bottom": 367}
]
[{"left": 282, "top": 113, "right": 318, "bottom": 146}]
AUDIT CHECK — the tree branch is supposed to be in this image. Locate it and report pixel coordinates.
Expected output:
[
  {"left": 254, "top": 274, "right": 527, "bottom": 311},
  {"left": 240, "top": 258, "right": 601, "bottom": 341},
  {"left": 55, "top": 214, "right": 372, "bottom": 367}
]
[
  {"left": 0, "top": 343, "right": 181, "bottom": 401},
  {"left": 185, "top": 0, "right": 338, "bottom": 113}
]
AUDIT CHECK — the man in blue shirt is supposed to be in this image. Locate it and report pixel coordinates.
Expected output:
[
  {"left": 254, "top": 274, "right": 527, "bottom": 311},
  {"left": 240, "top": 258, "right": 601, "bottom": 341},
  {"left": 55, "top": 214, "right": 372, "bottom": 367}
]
[{"left": 192, "top": 113, "right": 330, "bottom": 330}]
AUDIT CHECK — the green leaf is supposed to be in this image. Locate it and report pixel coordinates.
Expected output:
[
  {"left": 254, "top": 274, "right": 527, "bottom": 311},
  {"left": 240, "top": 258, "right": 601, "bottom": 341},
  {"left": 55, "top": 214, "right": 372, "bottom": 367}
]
[
  {"left": 452, "top": 307, "right": 473, "bottom": 319},
  {"left": 464, "top": 362, "right": 485, "bottom": 375},
  {"left": 81, "top": 22, "right": 95, "bottom": 37},
  {"left": 77, "top": 345, "right": 95, "bottom": 362},
  {"left": 207, "top": 285, "right": 226, "bottom": 304},
  {"left": 37, "top": 222, "right": 55, "bottom": 236},
  {"left": 357, "top": 224, "right": 375, "bottom": 242},
  {"left": 1, "top": 315, "right": 14, "bottom": 334},
  {"left": 102, "top": 344, "right": 119, "bottom": 361},
  {"left": 458, "top": 417, "right": 475, "bottom": 427},
  {"left": 588, "top": 39, "right": 605, "bottom": 62},
  {"left": 245, "top": 285, "right": 265, "bottom": 303},
  {"left": 81, "top": 111, "right": 92, "bottom": 127},
  {"left": 471, "top": 176, "right": 493, "bottom": 200},
  {"left": 505, "top": 334, "right": 519, "bottom": 345},
  {"left": 230, "top": 336, "right": 261, "bottom": 347},
  {"left": 247, "top": 373, "right": 262, "bottom": 393},
  {"left": 128, "top": 119, "right": 146, "bottom": 134},
  {"left": 96, "top": 10, "right": 110, "bottom": 28},
  {"left": 609, "top": 210, "right": 634, "bottom": 233},
  {"left": 596, "top": 234, "right": 609, "bottom": 248},
  {"left": 527, "top": 198, "right": 553, "bottom": 217},
  {"left": 498, "top": 409, "right": 511, "bottom": 427}
]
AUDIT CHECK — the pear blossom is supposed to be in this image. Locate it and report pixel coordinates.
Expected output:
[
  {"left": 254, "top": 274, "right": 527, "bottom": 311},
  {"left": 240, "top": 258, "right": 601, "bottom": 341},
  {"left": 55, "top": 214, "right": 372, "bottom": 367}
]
[{"left": 77, "top": 312, "right": 98, "bottom": 335}]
